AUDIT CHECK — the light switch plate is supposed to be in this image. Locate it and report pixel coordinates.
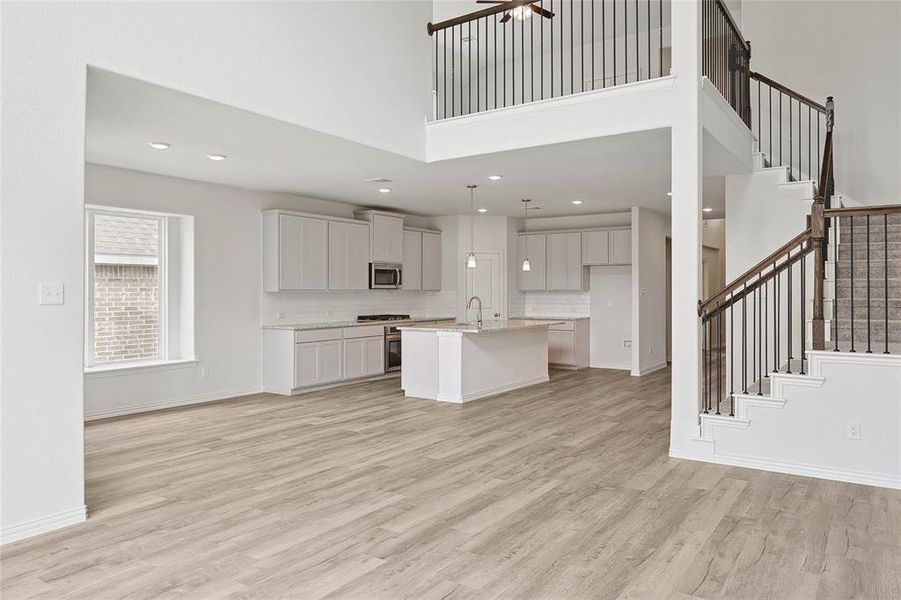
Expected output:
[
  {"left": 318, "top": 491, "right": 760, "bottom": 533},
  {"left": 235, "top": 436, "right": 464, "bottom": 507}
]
[{"left": 39, "top": 283, "right": 64, "bottom": 305}]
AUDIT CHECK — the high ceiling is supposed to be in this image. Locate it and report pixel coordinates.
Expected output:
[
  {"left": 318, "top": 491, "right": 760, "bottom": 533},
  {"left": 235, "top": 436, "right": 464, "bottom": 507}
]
[{"left": 86, "top": 68, "right": 725, "bottom": 218}]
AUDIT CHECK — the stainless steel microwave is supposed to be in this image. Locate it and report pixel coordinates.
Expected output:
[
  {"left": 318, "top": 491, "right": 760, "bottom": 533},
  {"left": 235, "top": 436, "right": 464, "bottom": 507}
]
[{"left": 369, "top": 263, "right": 403, "bottom": 289}]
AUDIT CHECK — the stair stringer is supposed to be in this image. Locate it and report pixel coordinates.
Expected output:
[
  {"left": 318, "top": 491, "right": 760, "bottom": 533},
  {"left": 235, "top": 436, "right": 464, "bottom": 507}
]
[{"left": 697, "top": 351, "right": 901, "bottom": 489}]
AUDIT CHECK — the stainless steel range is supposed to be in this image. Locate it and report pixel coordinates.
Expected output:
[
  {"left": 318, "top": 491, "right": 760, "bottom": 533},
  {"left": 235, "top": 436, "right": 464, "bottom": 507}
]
[{"left": 357, "top": 314, "right": 411, "bottom": 372}]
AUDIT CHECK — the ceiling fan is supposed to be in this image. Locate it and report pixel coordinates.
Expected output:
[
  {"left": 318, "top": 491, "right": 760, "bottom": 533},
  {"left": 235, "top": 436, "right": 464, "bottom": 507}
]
[{"left": 477, "top": 1, "right": 555, "bottom": 23}]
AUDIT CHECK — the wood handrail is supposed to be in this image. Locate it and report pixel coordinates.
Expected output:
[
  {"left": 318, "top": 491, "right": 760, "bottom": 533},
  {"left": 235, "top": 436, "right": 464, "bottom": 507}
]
[
  {"left": 815, "top": 130, "right": 833, "bottom": 202},
  {"left": 700, "top": 241, "right": 814, "bottom": 321},
  {"left": 750, "top": 72, "right": 828, "bottom": 113},
  {"left": 427, "top": 0, "right": 537, "bottom": 34},
  {"left": 825, "top": 204, "right": 901, "bottom": 218},
  {"left": 699, "top": 228, "right": 811, "bottom": 314}
]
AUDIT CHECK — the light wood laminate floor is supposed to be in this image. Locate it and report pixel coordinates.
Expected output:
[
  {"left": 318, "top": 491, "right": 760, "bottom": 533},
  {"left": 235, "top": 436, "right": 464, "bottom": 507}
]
[{"left": 3, "top": 368, "right": 900, "bottom": 599}]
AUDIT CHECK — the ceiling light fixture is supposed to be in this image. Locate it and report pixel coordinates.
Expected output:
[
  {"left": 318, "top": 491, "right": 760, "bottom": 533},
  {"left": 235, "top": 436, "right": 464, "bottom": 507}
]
[
  {"left": 466, "top": 185, "right": 478, "bottom": 269},
  {"left": 703, "top": 207, "right": 713, "bottom": 213},
  {"left": 206, "top": 153, "right": 227, "bottom": 161},
  {"left": 477, "top": 208, "right": 488, "bottom": 213},
  {"left": 149, "top": 141, "right": 171, "bottom": 150},
  {"left": 488, "top": 175, "right": 503, "bottom": 181},
  {"left": 378, "top": 188, "right": 392, "bottom": 194},
  {"left": 521, "top": 199, "right": 532, "bottom": 272},
  {"left": 571, "top": 199, "right": 583, "bottom": 205}
]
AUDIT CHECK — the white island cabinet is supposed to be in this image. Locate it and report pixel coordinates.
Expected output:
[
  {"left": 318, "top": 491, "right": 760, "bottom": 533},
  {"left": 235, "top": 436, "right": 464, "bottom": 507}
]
[{"left": 399, "top": 320, "right": 562, "bottom": 403}]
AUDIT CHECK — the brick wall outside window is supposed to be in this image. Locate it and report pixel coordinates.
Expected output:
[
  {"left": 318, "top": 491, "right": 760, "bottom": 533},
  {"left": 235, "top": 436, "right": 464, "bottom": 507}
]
[{"left": 93, "top": 264, "right": 159, "bottom": 363}]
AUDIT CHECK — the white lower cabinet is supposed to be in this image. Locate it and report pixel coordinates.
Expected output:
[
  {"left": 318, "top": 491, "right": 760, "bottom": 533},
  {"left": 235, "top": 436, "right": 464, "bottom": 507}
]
[
  {"left": 546, "top": 319, "right": 590, "bottom": 369},
  {"left": 294, "top": 339, "right": 343, "bottom": 388},
  {"left": 344, "top": 336, "right": 384, "bottom": 379}
]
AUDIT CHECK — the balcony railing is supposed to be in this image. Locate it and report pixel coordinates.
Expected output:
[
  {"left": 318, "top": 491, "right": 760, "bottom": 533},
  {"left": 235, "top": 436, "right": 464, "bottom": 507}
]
[
  {"left": 702, "top": 0, "right": 750, "bottom": 127},
  {"left": 428, "top": 0, "right": 671, "bottom": 120}
]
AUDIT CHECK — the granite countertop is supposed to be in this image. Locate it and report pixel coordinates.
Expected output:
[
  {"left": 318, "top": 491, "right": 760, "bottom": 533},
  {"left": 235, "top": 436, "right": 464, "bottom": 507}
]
[
  {"left": 510, "top": 315, "right": 590, "bottom": 321},
  {"left": 398, "top": 319, "right": 565, "bottom": 334},
  {"left": 262, "top": 316, "right": 455, "bottom": 331}
]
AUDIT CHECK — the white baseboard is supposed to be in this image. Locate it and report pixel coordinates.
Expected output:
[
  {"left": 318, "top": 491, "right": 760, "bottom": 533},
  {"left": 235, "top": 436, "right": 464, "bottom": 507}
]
[
  {"left": 589, "top": 362, "right": 631, "bottom": 371},
  {"left": 631, "top": 361, "right": 668, "bottom": 377},
  {"left": 84, "top": 386, "right": 263, "bottom": 421},
  {"left": 1, "top": 505, "right": 87, "bottom": 545},
  {"left": 706, "top": 452, "right": 901, "bottom": 490},
  {"left": 437, "top": 375, "right": 550, "bottom": 403}
]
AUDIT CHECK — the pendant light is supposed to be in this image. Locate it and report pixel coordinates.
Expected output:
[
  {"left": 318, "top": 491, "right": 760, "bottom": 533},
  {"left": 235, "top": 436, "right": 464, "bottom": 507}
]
[
  {"left": 466, "top": 185, "right": 478, "bottom": 269},
  {"left": 521, "top": 199, "right": 532, "bottom": 271}
]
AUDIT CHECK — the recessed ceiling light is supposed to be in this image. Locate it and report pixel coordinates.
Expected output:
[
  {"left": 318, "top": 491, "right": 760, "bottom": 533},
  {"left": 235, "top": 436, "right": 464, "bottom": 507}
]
[
  {"left": 149, "top": 142, "right": 170, "bottom": 150},
  {"left": 206, "top": 153, "right": 227, "bottom": 161},
  {"left": 666, "top": 191, "right": 672, "bottom": 196},
  {"left": 571, "top": 200, "right": 583, "bottom": 205},
  {"left": 488, "top": 175, "right": 503, "bottom": 181},
  {"left": 477, "top": 208, "right": 488, "bottom": 213},
  {"left": 378, "top": 188, "right": 392, "bottom": 194},
  {"left": 703, "top": 207, "right": 713, "bottom": 213}
]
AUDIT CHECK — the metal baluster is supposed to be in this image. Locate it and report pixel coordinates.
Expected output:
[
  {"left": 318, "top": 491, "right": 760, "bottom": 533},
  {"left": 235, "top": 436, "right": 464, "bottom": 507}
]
[
  {"left": 704, "top": 315, "right": 709, "bottom": 413},
  {"left": 634, "top": 0, "right": 638, "bottom": 82},
  {"left": 730, "top": 293, "right": 734, "bottom": 408},
  {"left": 551, "top": 0, "right": 554, "bottom": 98},
  {"left": 834, "top": 216, "right": 840, "bottom": 351},
  {"left": 775, "top": 261, "right": 780, "bottom": 371},
  {"left": 530, "top": 10, "right": 534, "bottom": 102},
  {"left": 850, "top": 215, "right": 856, "bottom": 351},
  {"left": 752, "top": 280, "right": 756, "bottom": 390},
  {"left": 658, "top": 0, "right": 662, "bottom": 77},
  {"left": 764, "top": 269, "right": 768, "bottom": 382},
  {"left": 591, "top": 0, "right": 595, "bottom": 90},
  {"left": 801, "top": 243, "right": 807, "bottom": 374},
  {"left": 561, "top": 0, "right": 565, "bottom": 96},
  {"left": 742, "top": 282, "right": 747, "bottom": 395},
  {"left": 717, "top": 304, "right": 722, "bottom": 415},
  {"left": 476, "top": 20, "right": 479, "bottom": 112},
  {"left": 541, "top": 1, "right": 545, "bottom": 99},
  {"left": 521, "top": 16, "right": 525, "bottom": 104},
  {"left": 602, "top": 0, "right": 606, "bottom": 87},
  {"left": 787, "top": 250, "right": 793, "bottom": 373},
  {"left": 884, "top": 213, "right": 891, "bottom": 354},
  {"left": 759, "top": 276, "right": 764, "bottom": 393},
  {"left": 495, "top": 16, "right": 498, "bottom": 109},
  {"left": 444, "top": 29, "right": 448, "bottom": 118},
  {"left": 460, "top": 26, "right": 464, "bottom": 114},
  {"left": 768, "top": 86, "right": 773, "bottom": 164},
  {"left": 646, "top": 0, "right": 650, "bottom": 81},
  {"left": 510, "top": 16, "right": 514, "bottom": 105},
  {"left": 612, "top": 0, "right": 616, "bottom": 86},
  {"left": 866, "top": 215, "right": 872, "bottom": 352}
]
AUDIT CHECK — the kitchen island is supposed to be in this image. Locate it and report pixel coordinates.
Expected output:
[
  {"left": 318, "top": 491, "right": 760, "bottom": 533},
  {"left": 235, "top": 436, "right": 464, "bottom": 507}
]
[{"left": 399, "top": 319, "right": 563, "bottom": 403}]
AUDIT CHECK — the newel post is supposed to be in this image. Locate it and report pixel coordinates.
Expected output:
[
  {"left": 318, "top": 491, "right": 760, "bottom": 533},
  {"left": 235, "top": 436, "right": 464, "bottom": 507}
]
[{"left": 811, "top": 200, "right": 826, "bottom": 350}]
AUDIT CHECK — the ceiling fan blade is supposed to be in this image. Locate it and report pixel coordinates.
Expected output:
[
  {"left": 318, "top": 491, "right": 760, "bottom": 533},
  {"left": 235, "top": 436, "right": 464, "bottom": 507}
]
[
  {"left": 499, "top": 11, "right": 512, "bottom": 23},
  {"left": 529, "top": 4, "right": 555, "bottom": 18}
]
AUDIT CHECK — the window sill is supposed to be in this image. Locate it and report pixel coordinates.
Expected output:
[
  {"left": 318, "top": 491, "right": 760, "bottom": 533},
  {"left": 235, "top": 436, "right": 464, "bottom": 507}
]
[{"left": 84, "top": 358, "right": 198, "bottom": 379}]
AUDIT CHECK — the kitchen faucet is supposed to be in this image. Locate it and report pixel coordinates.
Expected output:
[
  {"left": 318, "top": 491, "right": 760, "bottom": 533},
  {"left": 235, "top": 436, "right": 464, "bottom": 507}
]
[{"left": 467, "top": 296, "right": 483, "bottom": 328}]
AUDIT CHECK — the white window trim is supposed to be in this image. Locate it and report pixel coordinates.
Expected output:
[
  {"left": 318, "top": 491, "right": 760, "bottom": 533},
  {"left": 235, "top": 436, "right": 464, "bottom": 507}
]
[{"left": 85, "top": 206, "right": 170, "bottom": 370}]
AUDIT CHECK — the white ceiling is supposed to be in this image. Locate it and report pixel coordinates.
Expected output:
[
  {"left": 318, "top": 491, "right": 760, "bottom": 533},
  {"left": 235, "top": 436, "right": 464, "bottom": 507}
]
[{"left": 86, "top": 68, "right": 725, "bottom": 218}]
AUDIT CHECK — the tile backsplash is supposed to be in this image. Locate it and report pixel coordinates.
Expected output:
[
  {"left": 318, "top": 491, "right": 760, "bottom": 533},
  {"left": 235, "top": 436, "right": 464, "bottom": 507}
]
[
  {"left": 511, "top": 291, "right": 591, "bottom": 318},
  {"left": 261, "top": 290, "right": 457, "bottom": 325}
]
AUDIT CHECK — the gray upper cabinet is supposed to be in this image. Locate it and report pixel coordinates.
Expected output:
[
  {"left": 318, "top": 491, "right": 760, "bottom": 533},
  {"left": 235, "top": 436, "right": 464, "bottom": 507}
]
[
  {"left": 609, "top": 229, "right": 632, "bottom": 264},
  {"left": 581, "top": 230, "right": 610, "bottom": 265},
  {"left": 356, "top": 210, "right": 404, "bottom": 264},
  {"left": 402, "top": 229, "right": 423, "bottom": 291},
  {"left": 328, "top": 220, "right": 370, "bottom": 290},
  {"left": 421, "top": 231, "right": 442, "bottom": 291},
  {"left": 264, "top": 211, "right": 328, "bottom": 291},
  {"left": 547, "top": 232, "right": 583, "bottom": 291},
  {"left": 519, "top": 234, "right": 547, "bottom": 291}
]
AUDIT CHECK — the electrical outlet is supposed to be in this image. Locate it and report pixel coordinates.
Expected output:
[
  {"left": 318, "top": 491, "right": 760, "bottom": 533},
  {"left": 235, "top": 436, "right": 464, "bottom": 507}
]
[
  {"left": 276, "top": 312, "right": 285, "bottom": 320},
  {"left": 201, "top": 367, "right": 210, "bottom": 379},
  {"left": 648, "top": 344, "right": 654, "bottom": 355},
  {"left": 640, "top": 287, "right": 647, "bottom": 298},
  {"left": 624, "top": 339, "right": 632, "bottom": 348},
  {"left": 39, "top": 283, "right": 65, "bottom": 305},
  {"left": 846, "top": 422, "right": 860, "bottom": 440},
  {"left": 607, "top": 298, "right": 614, "bottom": 307}
]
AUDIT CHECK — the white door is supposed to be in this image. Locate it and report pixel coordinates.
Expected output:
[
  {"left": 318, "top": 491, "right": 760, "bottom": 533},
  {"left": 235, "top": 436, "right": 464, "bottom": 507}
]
[{"left": 464, "top": 251, "right": 505, "bottom": 323}]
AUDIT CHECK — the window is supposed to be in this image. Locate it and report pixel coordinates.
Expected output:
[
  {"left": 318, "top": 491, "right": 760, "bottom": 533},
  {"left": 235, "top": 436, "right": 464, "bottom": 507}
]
[{"left": 85, "top": 207, "right": 194, "bottom": 370}]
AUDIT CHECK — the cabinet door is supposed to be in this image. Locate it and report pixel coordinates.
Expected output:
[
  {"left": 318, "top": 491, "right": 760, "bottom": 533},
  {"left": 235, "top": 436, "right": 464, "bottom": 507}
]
[
  {"left": 372, "top": 214, "right": 404, "bottom": 263},
  {"left": 548, "top": 330, "right": 576, "bottom": 365},
  {"left": 519, "top": 234, "right": 547, "bottom": 291},
  {"left": 343, "top": 338, "right": 365, "bottom": 380},
  {"left": 363, "top": 337, "right": 385, "bottom": 376},
  {"left": 280, "top": 214, "right": 328, "bottom": 290},
  {"left": 546, "top": 233, "right": 568, "bottom": 290},
  {"left": 582, "top": 230, "right": 609, "bottom": 265},
  {"left": 318, "top": 340, "right": 343, "bottom": 384},
  {"left": 421, "top": 232, "right": 442, "bottom": 291},
  {"left": 294, "top": 342, "right": 321, "bottom": 388},
  {"left": 610, "top": 229, "right": 632, "bottom": 264},
  {"left": 329, "top": 221, "right": 369, "bottom": 290},
  {"left": 402, "top": 229, "right": 422, "bottom": 291},
  {"left": 564, "top": 232, "right": 583, "bottom": 290}
]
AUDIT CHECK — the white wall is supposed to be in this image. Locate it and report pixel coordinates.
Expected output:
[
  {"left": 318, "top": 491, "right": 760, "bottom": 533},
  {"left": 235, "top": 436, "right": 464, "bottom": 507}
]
[
  {"left": 631, "top": 207, "right": 669, "bottom": 375},
  {"left": 0, "top": 0, "right": 431, "bottom": 540},
  {"left": 742, "top": 0, "right": 901, "bottom": 204}
]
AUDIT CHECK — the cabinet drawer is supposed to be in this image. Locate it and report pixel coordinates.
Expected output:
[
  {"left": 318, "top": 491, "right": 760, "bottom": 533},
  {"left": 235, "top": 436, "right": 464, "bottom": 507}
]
[
  {"left": 295, "top": 328, "right": 342, "bottom": 343},
  {"left": 548, "top": 320, "right": 574, "bottom": 331},
  {"left": 343, "top": 325, "right": 385, "bottom": 339}
]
